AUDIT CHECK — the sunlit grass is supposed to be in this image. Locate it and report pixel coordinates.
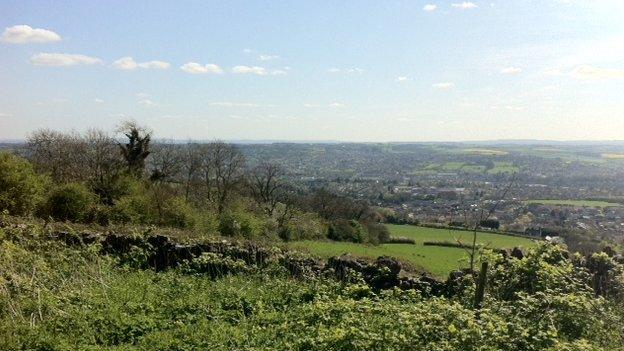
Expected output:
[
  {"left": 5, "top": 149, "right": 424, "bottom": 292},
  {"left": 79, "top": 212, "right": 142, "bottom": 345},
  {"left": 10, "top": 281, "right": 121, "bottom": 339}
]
[{"left": 288, "top": 225, "right": 535, "bottom": 278}]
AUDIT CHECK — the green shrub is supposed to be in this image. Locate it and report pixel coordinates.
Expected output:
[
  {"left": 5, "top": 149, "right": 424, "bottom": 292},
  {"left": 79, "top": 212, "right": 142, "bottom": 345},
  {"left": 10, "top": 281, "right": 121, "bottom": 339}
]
[
  {"left": 42, "top": 183, "right": 96, "bottom": 222},
  {"left": 0, "top": 152, "right": 48, "bottom": 216},
  {"left": 279, "top": 211, "right": 326, "bottom": 241},
  {"left": 159, "top": 196, "right": 197, "bottom": 229},
  {"left": 365, "top": 222, "right": 391, "bottom": 244},
  {"left": 219, "top": 210, "right": 268, "bottom": 239},
  {"left": 194, "top": 211, "right": 220, "bottom": 236},
  {"left": 111, "top": 186, "right": 155, "bottom": 224},
  {"left": 328, "top": 219, "right": 367, "bottom": 243}
]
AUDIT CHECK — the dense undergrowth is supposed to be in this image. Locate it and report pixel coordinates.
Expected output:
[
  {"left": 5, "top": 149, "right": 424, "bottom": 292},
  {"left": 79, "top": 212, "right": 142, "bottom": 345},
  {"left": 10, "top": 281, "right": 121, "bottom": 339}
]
[{"left": 1, "top": 219, "right": 624, "bottom": 350}]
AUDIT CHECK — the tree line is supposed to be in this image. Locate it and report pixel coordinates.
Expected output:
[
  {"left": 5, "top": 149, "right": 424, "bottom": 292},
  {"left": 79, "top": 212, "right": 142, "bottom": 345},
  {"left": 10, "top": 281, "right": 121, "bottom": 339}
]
[{"left": 1, "top": 121, "right": 389, "bottom": 243}]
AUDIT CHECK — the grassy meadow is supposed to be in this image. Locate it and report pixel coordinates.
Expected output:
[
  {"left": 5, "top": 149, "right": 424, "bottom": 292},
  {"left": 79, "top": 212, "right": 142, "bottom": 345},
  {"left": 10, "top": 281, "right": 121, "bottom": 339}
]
[{"left": 288, "top": 225, "right": 536, "bottom": 278}]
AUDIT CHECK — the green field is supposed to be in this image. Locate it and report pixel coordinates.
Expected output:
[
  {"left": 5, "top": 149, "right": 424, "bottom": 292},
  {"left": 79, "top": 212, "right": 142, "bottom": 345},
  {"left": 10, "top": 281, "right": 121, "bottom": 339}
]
[
  {"left": 288, "top": 225, "right": 535, "bottom": 278},
  {"left": 419, "top": 162, "right": 487, "bottom": 174},
  {"left": 487, "top": 161, "right": 519, "bottom": 174},
  {"left": 524, "top": 199, "right": 622, "bottom": 208},
  {"left": 461, "top": 148, "right": 508, "bottom": 156}
]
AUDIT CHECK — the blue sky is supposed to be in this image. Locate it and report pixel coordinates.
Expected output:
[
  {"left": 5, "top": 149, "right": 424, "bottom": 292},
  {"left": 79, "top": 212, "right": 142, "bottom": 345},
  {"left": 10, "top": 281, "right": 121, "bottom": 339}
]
[{"left": 1, "top": 0, "right": 623, "bottom": 141}]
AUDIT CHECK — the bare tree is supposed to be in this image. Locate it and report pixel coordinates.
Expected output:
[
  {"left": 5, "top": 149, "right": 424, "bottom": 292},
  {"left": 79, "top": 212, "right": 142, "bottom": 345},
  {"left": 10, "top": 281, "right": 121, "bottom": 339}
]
[
  {"left": 208, "top": 142, "right": 245, "bottom": 213},
  {"left": 198, "top": 144, "right": 214, "bottom": 203},
  {"left": 181, "top": 143, "right": 204, "bottom": 202},
  {"left": 248, "top": 162, "right": 284, "bottom": 215},
  {"left": 83, "top": 129, "right": 125, "bottom": 204},
  {"left": 148, "top": 142, "right": 183, "bottom": 183},
  {"left": 455, "top": 177, "right": 515, "bottom": 271},
  {"left": 27, "top": 129, "right": 86, "bottom": 183}
]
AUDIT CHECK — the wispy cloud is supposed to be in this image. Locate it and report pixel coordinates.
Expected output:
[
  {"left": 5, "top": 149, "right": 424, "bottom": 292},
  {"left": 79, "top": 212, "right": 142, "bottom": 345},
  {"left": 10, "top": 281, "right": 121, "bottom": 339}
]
[
  {"left": 138, "top": 98, "right": 157, "bottom": 107},
  {"left": 304, "top": 102, "right": 346, "bottom": 108},
  {"left": 571, "top": 65, "right": 624, "bottom": 80},
  {"left": 180, "top": 62, "right": 223, "bottom": 74},
  {"left": 259, "top": 54, "right": 279, "bottom": 61},
  {"left": 209, "top": 102, "right": 263, "bottom": 107},
  {"left": 490, "top": 105, "right": 524, "bottom": 111},
  {"left": 452, "top": 2, "right": 478, "bottom": 9},
  {"left": 500, "top": 66, "right": 522, "bottom": 75},
  {"left": 432, "top": 82, "right": 455, "bottom": 89},
  {"left": 423, "top": 4, "right": 437, "bottom": 12},
  {"left": 328, "top": 67, "right": 364, "bottom": 74},
  {"left": 2, "top": 25, "right": 61, "bottom": 43},
  {"left": 94, "top": 98, "right": 104, "bottom": 104},
  {"left": 232, "top": 65, "right": 268, "bottom": 75},
  {"left": 30, "top": 53, "right": 102, "bottom": 66},
  {"left": 542, "top": 68, "right": 563, "bottom": 76},
  {"left": 396, "top": 76, "right": 411, "bottom": 82},
  {"left": 113, "top": 57, "right": 170, "bottom": 70}
]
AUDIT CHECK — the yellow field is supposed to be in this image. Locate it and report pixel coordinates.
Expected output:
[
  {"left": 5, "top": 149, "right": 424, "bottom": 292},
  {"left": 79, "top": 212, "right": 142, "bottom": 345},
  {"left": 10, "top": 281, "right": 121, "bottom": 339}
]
[
  {"left": 462, "top": 148, "right": 508, "bottom": 156},
  {"left": 602, "top": 153, "right": 624, "bottom": 159}
]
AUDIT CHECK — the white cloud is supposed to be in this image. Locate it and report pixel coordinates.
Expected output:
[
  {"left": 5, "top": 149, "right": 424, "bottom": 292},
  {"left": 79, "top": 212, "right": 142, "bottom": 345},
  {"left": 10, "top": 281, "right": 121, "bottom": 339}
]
[
  {"left": 136, "top": 92, "right": 150, "bottom": 99},
  {"left": 500, "top": 66, "right": 522, "bottom": 75},
  {"left": 490, "top": 105, "right": 524, "bottom": 111},
  {"left": 327, "top": 67, "right": 363, "bottom": 74},
  {"left": 259, "top": 54, "right": 279, "bottom": 61},
  {"left": 2, "top": 25, "right": 61, "bottom": 44},
  {"left": 329, "top": 102, "right": 345, "bottom": 107},
  {"left": 0, "top": 113, "right": 12, "bottom": 118},
  {"left": 542, "top": 68, "right": 563, "bottom": 76},
  {"left": 423, "top": 4, "right": 437, "bottom": 11},
  {"left": 452, "top": 2, "right": 478, "bottom": 9},
  {"left": 180, "top": 62, "right": 223, "bottom": 74},
  {"left": 138, "top": 99, "right": 156, "bottom": 107},
  {"left": 432, "top": 82, "right": 455, "bottom": 89},
  {"left": 397, "top": 117, "right": 418, "bottom": 122},
  {"left": 30, "top": 53, "right": 102, "bottom": 66},
  {"left": 209, "top": 102, "right": 262, "bottom": 107},
  {"left": 271, "top": 69, "right": 288, "bottom": 76},
  {"left": 113, "top": 57, "right": 170, "bottom": 70},
  {"left": 505, "top": 105, "right": 524, "bottom": 111},
  {"left": 396, "top": 76, "right": 410, "bottom": 82},
  {"left": 94, "top": 98, "right": 104, "bottom": 103},
  {"left": 232, "top": 65, "right": 267, "bottom": 75},
  {"left": 113, "top": 57, "right": 138, "bottom": 70},
  {"left": 139, "top": 60, "right": 170, "bottom": 69},
  {"left": 571, "top": 65, "right": 624, "bottom": 80}
]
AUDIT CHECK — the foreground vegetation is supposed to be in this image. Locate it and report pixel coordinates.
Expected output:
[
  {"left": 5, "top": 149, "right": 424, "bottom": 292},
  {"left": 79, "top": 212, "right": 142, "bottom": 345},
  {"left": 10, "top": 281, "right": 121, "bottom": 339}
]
[
  {"left": 1, "top": 218, "right": 623, "bottom": 350},
  {"left": 289, "top": 225, "right": 535, "bottom": 278}
]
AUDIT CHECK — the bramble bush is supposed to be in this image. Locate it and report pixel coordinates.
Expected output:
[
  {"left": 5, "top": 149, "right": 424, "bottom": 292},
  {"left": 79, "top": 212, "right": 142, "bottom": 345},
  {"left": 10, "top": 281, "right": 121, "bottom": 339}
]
[
  {"left": 41, "top": 182, "right": 97, "bottom": 222},
  {"left": 0, "top": 152, "right": 49, "bottom": 216}
]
